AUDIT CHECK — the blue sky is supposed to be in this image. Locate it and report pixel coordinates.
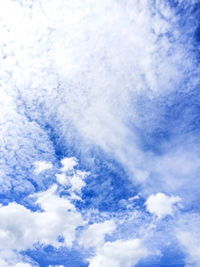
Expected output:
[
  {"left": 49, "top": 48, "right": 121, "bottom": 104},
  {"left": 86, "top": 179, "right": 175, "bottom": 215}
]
[{"left": 0, "top": 0, "right": 200, "bottom": 266}]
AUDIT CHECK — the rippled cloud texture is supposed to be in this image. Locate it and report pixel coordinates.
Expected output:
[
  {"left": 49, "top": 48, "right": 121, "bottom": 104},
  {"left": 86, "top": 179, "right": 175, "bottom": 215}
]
[{"left": 1, "top": 0, "right": 200, "bottom": 266}]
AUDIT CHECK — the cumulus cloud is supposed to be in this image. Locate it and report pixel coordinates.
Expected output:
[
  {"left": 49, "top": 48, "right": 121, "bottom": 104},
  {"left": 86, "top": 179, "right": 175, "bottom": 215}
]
[
  {"left": 56, "top": 173, "right": 68, "bottom": 186},
  {"left": 88, "top": 238, "right": 149, "bottom": 267},
  {"left": 0, "top": 184, "right": 84, "bottom": 251},
  {"left": 78, "top": 220, "right": 116, "bottom": 249},
  {"left": 33, "top": 161, "right": 53, "bottom": 175},
  {"left": 78, "top": 219, "right": 149, "bottom": 267},
  {"left": 145, "top": 193, "right": 181, "bottom": 219},
  {"left": 56, "top": 157, "right": 89, "bottom": 200},
  {"left": 60, "top": 157, "right": 78, "bottom": 173}
]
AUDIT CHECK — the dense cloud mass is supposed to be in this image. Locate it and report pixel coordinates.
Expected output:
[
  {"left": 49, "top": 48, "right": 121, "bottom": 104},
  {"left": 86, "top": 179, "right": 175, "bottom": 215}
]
[{"left": 1, "top": 0, "right": 200, "bottom": 266}]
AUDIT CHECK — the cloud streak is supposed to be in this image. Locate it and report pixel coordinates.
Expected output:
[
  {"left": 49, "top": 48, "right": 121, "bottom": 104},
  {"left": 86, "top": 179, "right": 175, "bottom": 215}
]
[{"left": 1, "top": 0, "right": 200, "bottom": 266}]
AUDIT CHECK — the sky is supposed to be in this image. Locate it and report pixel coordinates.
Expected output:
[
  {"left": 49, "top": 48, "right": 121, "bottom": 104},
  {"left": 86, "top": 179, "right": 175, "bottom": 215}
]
[{"left": 0, "top": 0, "right": 200, "bottom": 266}]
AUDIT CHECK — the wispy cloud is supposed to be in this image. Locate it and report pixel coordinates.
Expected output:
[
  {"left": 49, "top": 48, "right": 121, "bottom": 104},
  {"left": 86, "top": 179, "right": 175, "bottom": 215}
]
[{"left": 1, "top": 0, "right": 200, "bottom": 266}]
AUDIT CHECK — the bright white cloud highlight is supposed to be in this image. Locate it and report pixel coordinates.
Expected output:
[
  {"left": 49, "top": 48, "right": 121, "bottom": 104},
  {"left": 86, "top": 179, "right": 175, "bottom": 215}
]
[
  {"left": 56, "top": 158, "right": 89, "bottom": 199},
  {"left": 78, "top": 220, "right": 116, "bottom": 249},
  {"left": 70, "top": 171, "right": 87, "bottom": 193},
  {"left": 145, "top": 193, "right": 181, "bottom": 219},
  {"left": 0, "top": 184, "right": 84, "bottom": 251},
  {"left": 88, "top": 238, "right": 149, "bottom": 267},
  {"left": 56, "top": 173, "right": 68, "bottom": 186},
  {"left": 60, "top": 157, "right": 78, "bottom": 173},
  {"left": 33, "top": 161, "right": 53, "bottom": 175}
]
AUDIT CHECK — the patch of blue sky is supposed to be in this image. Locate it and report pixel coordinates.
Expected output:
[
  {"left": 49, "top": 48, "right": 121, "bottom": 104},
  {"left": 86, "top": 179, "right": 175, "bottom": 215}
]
[
  {"left": 137, "top": 91, "right": 200, "bottom": 155},
  {"left": 24, "top": 246, "right": 89, "bottom": 267},
  {"left": 136, "top": 246, "right": 186, "bottom": 267},
  {"left": 81, "top": 158, "right": 138, "bottom": 212}
]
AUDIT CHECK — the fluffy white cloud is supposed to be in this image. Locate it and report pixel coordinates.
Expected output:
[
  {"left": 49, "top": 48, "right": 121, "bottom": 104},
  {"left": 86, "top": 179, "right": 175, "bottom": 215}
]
[
  {"left": 56, "top": 171, "right": 87, "bottom": 193},
  {"left": 88, "top": 238, "right": 149, "bottom": 267},
  {"left": 0, "top": 184, "right": 85, "bottom": 251},
  {"left": 145, "top": 193, "right": 181, "bottom": 218},
  {"left": 60, "top": 157, "right": 78, "bottom": 173},
  {"left": 78, "top": 220, "right": 116, "bottom": 249},
  {"left": 70, "top": 171, "right": 87, "bottom": 193},
  {"left": 56, "top": 158, "right": 89, "bottom": 200},
  {"left": 33, "top": 161, "right": 53, "bottom": 175},
  {"left": 56, "top": 173, "right": 68, "bottom": 186}
]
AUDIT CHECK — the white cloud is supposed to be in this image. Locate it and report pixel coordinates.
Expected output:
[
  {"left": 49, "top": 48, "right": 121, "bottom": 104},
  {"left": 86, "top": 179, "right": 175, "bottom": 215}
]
[
  {"left": 0, "top": 0, "right": 194, "bottom": 187},
  {"left": 70, "top": 172, "right": 86, "bottom": 193},
  {"left": 56, "top": 173, "right": 69, "bottom": 186},
  {"left": 0, "top": 258, "right": 32, "bottom": 267},
  {"left": 0, "top": 250, "right": 35, "bottom": 267},
  {"left": 177, "top": 231, "right": 200, "bottom": 267},
  {"left": 78, "top": 220, "right": 116, "bottom": 249},
  {"left": 0, "top": 0, "right": 198, "bottom": 205},
  {"left": 57, "top": 171, "right": 87, "bottom": 193},
  {"left": 33, "top": 161, "right": 53, "bottom": 175},
  {"left": 176, "top": 215, "right": 200, "bottom": 267},
  {"left": 145, "top": 193, "right": 181, "bottom": 219},
  {"left": 88, "top": 238, "right": 149, "bottom": 267},
  {"left": 14, "top": 264, "right": 32, "bottom": 267},
  {"left": 60, "top": 157, "right": 78, "bottom": 173},
  {"left": 56, "top": 158, "right": 89, "bottom": 199},
  {"left": 0, "top": 0, "right": 200, "bottom": 265},
  {"left": 0, "top": 184, "right": 85, "bottom": 251},
  {"left": 0, "top": 156, "right": 91, "bottom": 264}
]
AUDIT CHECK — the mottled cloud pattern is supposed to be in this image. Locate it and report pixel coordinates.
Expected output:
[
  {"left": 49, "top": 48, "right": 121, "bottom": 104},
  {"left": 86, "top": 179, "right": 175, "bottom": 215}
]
[{"left": 0, "top": 0, "right": 200, "bottom": 266}]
